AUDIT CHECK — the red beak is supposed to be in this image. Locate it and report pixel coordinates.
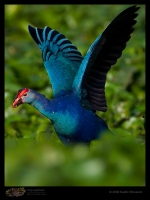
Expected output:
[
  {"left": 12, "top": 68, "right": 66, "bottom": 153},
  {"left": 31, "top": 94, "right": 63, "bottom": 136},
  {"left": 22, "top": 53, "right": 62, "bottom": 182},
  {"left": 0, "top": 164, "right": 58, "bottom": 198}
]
[{"left": 12, "top": 98, "right": 23, "bottom": 108}]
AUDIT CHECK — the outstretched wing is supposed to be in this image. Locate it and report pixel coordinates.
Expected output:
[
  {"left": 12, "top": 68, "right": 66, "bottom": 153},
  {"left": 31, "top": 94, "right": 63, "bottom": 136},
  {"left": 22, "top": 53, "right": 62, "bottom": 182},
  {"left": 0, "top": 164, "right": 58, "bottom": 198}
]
[
  {"left": 28, "top": 25, "right": 83, "bottom": 97},
  {"left": 73, "top": 5, "right": 140, "bottom": 112}
]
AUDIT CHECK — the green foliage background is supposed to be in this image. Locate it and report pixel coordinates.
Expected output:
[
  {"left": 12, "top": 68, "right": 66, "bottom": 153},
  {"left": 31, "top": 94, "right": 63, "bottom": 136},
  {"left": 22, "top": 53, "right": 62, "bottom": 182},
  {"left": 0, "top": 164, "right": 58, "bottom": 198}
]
[{"left": 5, "top": 4, "right": 145, "bottom": 186}]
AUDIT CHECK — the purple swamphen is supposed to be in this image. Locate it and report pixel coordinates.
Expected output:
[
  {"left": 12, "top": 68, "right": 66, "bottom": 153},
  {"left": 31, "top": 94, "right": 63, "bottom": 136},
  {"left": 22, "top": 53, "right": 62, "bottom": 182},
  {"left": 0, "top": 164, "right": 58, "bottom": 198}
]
[{"left": 12, "top": 5, "right": 140, "bottom": 145}]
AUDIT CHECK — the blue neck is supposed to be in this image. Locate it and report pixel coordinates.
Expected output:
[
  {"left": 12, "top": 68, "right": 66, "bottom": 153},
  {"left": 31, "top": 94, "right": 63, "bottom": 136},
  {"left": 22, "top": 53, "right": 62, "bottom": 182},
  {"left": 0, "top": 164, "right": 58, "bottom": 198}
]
[{"left": 30, "top": 92, "right": 54, "bottom": 121}]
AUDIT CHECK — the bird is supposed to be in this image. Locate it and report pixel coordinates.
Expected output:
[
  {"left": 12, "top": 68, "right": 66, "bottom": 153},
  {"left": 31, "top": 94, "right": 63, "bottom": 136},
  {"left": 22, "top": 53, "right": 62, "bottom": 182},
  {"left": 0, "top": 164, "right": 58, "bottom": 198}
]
[{"left": 12, "top": 5, "right": 140, "bottom": 145}]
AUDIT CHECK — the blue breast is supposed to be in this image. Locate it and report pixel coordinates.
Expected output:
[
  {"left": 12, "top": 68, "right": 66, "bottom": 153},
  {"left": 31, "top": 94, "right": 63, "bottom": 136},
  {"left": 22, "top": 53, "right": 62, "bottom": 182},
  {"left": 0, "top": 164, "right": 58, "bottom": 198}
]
[{"left": 50, "top": 92, "right": 109, "bottom": 144}]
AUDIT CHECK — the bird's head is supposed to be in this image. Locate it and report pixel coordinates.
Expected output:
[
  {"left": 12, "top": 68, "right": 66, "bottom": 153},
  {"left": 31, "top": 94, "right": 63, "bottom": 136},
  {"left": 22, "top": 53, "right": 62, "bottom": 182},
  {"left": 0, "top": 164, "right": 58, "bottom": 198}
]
[{"left": 12, "top": 88, "right": 33, "bottom": 108}]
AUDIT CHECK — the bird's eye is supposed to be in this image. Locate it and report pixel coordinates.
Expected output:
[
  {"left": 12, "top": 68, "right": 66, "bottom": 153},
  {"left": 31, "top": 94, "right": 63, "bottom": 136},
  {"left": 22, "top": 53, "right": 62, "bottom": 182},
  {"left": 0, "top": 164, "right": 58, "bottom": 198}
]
[{"left": 23, "top": 94, "right": 27, "bottom": 96}]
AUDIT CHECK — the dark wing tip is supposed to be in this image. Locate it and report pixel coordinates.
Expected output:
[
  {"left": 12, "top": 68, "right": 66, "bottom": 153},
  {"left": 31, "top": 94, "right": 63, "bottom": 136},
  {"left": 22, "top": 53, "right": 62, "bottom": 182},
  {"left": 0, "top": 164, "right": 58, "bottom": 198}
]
[
  {"left": 119, "top": 5, "right": 140, "bottom": 14},
  {"left": 28, "top": 24, "right": 41, "bottom": 45},
  {"left": 131, "top": 5, "right": 140, "bottom": 10}
]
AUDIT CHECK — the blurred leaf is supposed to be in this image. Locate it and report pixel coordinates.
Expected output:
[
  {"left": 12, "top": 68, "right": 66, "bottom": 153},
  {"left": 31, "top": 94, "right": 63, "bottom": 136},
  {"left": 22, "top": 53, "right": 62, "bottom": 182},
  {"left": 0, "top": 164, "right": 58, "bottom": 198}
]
[{"left": 5, "top": 4, "right": 145, "bottom": 186}]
